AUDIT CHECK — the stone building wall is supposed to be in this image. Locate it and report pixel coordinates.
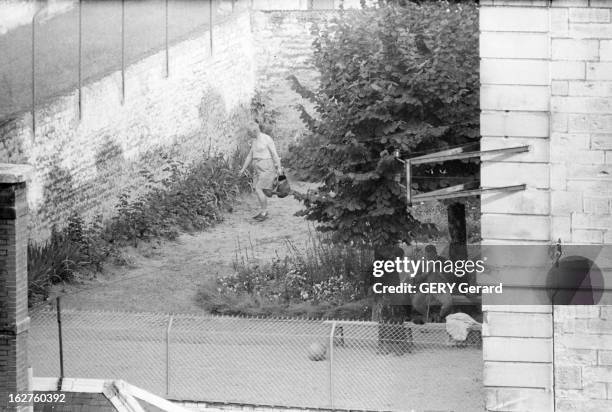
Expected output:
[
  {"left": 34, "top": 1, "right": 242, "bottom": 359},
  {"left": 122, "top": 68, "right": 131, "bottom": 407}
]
[{"left": 480, "top": 0, "right": 612, "bottom": 411}]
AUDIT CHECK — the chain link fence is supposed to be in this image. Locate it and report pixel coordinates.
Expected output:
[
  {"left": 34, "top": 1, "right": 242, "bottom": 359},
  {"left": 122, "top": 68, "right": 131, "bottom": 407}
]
[{"left": 29, "top": 307, "right": 483, "bottom": 411}]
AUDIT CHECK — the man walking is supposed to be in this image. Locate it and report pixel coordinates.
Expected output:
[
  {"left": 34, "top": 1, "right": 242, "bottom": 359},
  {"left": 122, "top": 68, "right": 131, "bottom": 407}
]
[{"left": 239, "top": 122, "right": 282, "bottom": 221}]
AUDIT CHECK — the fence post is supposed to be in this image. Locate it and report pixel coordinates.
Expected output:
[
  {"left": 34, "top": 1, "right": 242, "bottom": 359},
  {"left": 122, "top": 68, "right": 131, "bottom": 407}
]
[
  {"left": 31, "top": 9, "right": 36, "bottom": 137},
  {"left": 121, "top": 0, "right": 125, "bottom": 104},
  {"left": 56, "top": 297, "right": 64, "bottom": 391},
  {"left": 165, "top": 0, "right": 169, "bottom": 77},
  {"left": 328, "top": 321, "right": 336, "bottom": 409},
  {"left": 78, "top": 0, "right": 82, "bottom": 119},
  {"left": 209, "top": 0, "right": 213, "bottom": 56},
  {"left": 166, "top": 315, "right": 173, "bottom": 397}
]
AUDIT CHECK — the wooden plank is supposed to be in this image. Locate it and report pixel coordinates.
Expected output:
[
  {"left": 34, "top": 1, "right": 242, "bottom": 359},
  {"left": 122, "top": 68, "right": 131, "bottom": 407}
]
[
  {"left": 413, "top": 184, "right": 526, "bottom": 202},
  {"left": 410, "top": 145, "right": 529, "bottom": 165},
  {"left": 415, "top": 183, "right": 467, "bottom": 197},
  {"left": 33, "top": 377, "right": 108, "bottom": 393},
  {"left": 32, "top": 377, "right": 61, "bottom": 391},
  {"left": 410, "top": 145, "right": 472, "bottom": 161},
  {"left": 124, "top": 382, "right": 192, "bottom": 412}
]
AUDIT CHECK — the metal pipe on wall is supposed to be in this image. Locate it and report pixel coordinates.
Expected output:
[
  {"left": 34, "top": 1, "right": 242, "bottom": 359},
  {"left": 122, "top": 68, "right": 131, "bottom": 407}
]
[
  {"left": 78, "top": 0, "right": 82, "bottom": 119},
  {"left": 165, "top": 0, "right": 169, "bottom": 77},
  {"left": 31, "top": 9, "right": 36, "bottom": 136},
  {"left": 121, "top": 0, "right": 125, "bottom": 104},
  {"left": 209, "top": 0, "right": 213, "bottom": 55}
]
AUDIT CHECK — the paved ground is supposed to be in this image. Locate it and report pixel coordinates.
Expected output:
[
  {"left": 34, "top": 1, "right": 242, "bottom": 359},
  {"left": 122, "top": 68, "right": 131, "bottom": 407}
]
[{"left": 30, "top": 309, "right": 484, "bottom": 412}]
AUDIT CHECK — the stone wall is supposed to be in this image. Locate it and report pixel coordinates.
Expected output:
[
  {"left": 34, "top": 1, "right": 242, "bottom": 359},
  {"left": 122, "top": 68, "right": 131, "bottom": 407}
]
[
  {"left": 251, "top": 10, "right": 332, "bottom": 153},
  {"left": 0, "top": 0, "right": 75, "bottom": 34},
  {"left": 0, "top": 4, "right": 343, "bottom": 240},
  {"left": 480, "top": 0, "right": 612, "bottom": 411},
  {"left": 0, "top": 11, "right": 255, "bottom": 240},
  {"left": 549, "top": 6, "right": 612, "bottom": 408},
  {"left": 0, "top": 5, "right": 337, "bottom": 240},
  {"left": 0, "top": 165, "right": 32, "bottom": 412},
  {"left": 251, "top": 0, "right": 362, "bottom": 11}
]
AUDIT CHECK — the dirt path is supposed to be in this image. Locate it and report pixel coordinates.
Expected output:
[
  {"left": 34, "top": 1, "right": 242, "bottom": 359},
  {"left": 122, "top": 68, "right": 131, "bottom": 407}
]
[{"left": 49, "top": 180, "right": 316, "bottom": 313}]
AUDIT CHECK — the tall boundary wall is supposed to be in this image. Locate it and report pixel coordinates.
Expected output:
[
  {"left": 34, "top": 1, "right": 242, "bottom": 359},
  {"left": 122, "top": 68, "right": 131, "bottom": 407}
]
[
  {"left": 0, "top": 0, "right": 76, "bottom": 34},
  {"left": 0, "top": 4, "right": 333, "bottom": 240},
  {"left": 251, "top": 10, "right": 333, "bottom": 153},
  {"left": 480, "top": 1, "right": 612, "bottom": 411},
  {"left": 0, "top": 11, "right": 255, "bottom": 240}
]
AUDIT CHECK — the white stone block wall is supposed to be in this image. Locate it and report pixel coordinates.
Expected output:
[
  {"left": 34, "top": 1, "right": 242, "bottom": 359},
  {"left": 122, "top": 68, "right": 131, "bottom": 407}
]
[
  {"left": 0, "top": 11, "right": 256, "bottom": 240},
  {"left": 0, "top": 0, "right": 76, "bottom": 34},
  {"left": 480, "top": 0, "right": 612, "bottom": 411}
]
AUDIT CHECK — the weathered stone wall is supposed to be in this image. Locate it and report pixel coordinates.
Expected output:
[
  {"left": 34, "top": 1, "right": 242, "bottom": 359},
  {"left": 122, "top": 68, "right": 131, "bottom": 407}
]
[
  {"left": 251, "top": 10, "right": 332, "bottom": 153},
  {"left": 0, "top": 3, "right": 343, "bottom": 240},
  {"left": 0, "top": 0, "right": 75, "bottom": 34},
  {"left": 0, "top": 165, "right": 32, "bottom": 412},
  {"left": 0, "top": 11, "right": 255, "bottom": 240},
  {"left": 480, "top": 1, "right": 612, "bottom": 411},
  {"left": 549, "top": 3, "right": 612, "bottom": 410},
  {"left": 554, "top": 306, "right": 612, "bottom": 411},
  {"left": 251, "top": 0, "right": 362, "bottom": 11}
]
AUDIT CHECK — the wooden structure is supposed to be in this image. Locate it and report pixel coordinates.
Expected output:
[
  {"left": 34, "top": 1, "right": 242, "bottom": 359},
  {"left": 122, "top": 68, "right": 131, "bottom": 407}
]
[{"left": 397, "top": 144, "right": 530, "bottom": 206}]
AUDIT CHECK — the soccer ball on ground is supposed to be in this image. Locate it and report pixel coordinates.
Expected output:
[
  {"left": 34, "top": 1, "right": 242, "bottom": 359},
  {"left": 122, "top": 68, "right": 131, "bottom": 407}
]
[{"left": 307, "top": 342, "right": 327, "bottom": 361}]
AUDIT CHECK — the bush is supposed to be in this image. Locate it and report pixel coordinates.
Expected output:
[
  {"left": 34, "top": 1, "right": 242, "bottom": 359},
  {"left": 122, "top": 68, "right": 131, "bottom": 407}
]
[
  {"left": 251, "top": 90, "right": 279, "bottom": 136},
  {"left": 284, "top": 133, "right": 328, "bottom": 182},
  {"left": 27, "top": 226, "right": 87, "bottom": 302},
  {"left": 289, "top": 1, "right": 480, "bottom": 246},
  {"left": 27, "top": 151, "right": 251, "bottom": 306},
  {"left": 109, "top": 154, "right": 246, "bottom": 244},
  {"left": 197, "top": 233, "right": 376, "bottom": 318}
]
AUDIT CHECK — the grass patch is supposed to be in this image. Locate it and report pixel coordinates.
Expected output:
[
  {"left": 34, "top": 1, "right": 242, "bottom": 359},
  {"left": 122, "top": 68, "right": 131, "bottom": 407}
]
[
  {"left": 197, "top": 232, "right": 376, "bottom": 319},
  {"left": 28, "top": 151, "right": 250, "bottom": 306}
]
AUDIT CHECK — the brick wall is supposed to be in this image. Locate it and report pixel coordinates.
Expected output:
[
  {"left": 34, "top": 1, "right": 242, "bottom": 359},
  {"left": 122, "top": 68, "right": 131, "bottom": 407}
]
[
  {"left": 480, "top": 0, "right": 612, "bottom": 411},
  {"left": 0, "top": 165, "right": 33, "bottom": 412},
  {"left": 0, "top": 11, "right": 255, "bottom": 240}
]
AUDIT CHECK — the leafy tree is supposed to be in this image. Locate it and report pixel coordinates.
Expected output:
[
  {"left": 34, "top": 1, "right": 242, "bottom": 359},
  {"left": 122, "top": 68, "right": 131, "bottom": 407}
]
[{"left": 292, "top": 1, "right": 480, "bottom": 249}]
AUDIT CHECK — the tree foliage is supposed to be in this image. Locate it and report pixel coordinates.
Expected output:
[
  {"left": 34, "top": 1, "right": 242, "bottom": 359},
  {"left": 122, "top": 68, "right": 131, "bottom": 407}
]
[{"left": 292, "top": 1, "right": 480, "bottom": 246}]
